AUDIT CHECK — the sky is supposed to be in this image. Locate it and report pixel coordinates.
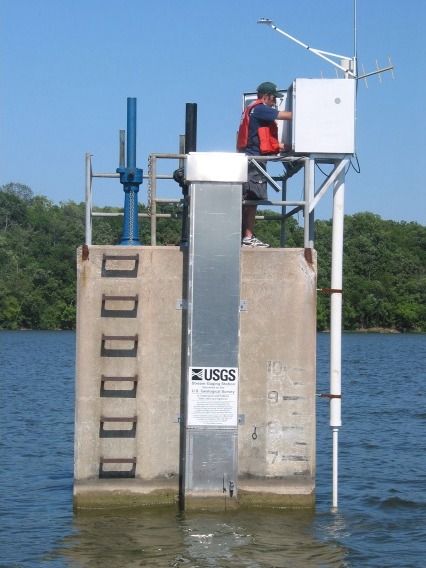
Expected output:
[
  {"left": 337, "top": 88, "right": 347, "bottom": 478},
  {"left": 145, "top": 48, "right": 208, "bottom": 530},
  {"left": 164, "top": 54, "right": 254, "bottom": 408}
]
[{"left": 1, "top": 0, "right": 425, "bottom": 224}]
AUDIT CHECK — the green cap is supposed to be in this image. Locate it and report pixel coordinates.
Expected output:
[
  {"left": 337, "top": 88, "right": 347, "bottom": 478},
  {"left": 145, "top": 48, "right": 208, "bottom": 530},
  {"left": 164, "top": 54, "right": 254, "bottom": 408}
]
[{"left": 257, "top": 81, "right": 283, "bottom": 98}]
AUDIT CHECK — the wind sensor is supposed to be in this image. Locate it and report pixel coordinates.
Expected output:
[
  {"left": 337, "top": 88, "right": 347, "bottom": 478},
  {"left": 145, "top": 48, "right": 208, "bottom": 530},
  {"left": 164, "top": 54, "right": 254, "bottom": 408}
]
[{"left": 257, "top": 16, "right": 394, "bottom": 84}]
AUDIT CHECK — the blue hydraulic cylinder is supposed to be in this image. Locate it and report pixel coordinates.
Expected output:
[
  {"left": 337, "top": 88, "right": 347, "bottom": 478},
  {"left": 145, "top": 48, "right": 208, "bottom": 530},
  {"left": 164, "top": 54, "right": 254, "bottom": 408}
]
[{"left": 117, "top": 97, "right": 143, "bottom": 245}]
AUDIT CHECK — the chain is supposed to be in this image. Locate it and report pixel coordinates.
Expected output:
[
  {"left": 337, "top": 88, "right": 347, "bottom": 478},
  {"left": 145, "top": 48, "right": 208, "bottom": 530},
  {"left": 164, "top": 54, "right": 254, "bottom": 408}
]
[{"left": 129, "top": 191, "right": 134, "bottom": 245}]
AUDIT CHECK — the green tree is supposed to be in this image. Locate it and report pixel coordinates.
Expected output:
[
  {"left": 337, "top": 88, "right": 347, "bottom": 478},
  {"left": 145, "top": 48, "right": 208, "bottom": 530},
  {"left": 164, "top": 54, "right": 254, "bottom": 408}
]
[{"left": 0, "top": 184, "right": 424, "bottom": 332}]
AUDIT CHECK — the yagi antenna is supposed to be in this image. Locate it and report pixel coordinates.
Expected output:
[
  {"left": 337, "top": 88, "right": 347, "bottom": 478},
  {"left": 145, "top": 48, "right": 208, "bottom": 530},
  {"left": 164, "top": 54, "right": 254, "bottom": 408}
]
[
  {"left": 257, "top": 17, "right": 394, "bottom": 83},
  {"left": 359, "top": 57, "right": 394, "bottom": 87}
]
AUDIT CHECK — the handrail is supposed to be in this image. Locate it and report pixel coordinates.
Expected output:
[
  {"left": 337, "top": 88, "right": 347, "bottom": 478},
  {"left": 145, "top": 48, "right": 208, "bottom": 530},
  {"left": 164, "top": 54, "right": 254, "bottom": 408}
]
[{"left": 85, "top": 151, "right": 346, "bottom": 248}]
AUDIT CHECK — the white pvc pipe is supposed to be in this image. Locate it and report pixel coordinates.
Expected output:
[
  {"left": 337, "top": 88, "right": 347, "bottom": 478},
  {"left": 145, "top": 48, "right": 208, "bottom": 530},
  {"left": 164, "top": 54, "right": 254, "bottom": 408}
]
[
  {"left": 332, "top": 427, "right": 339, "bottom": 509},
  {"left": 303, "top": 157, "right": 315, "bottom": 248},
  {"left": 330, "top": 159, "right": 347, "bottom": 508}
]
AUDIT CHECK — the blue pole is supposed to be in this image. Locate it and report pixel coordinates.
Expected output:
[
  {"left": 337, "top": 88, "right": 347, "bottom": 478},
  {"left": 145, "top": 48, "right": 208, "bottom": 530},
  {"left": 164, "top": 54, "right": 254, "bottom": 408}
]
[
  {"left": 127, "top": 98, "right": 137, "bottom": 169},
  {"left": 117, "top": 97, "right": 143, "bottom": 245}
]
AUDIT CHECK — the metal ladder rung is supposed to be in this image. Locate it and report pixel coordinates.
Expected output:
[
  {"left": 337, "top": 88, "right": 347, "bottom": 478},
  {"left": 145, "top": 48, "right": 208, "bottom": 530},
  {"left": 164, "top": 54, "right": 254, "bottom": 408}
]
[
  {"left": 101, "top": 375, "right": 139, "bottom": 382},
  {"left": 102, "top": 334, "right": 138, "bottom": 341},
  {"left": 101, "top": 295, "right": 139, "bottom": 318},
  {"left": 101, "top": 254, "right": 139, "bottom": 278},
  {"left": 102, "top": 294, "right": 139, "bottom": 301},
  {"left": 100, "top": 335, "right": 138, "bottom": 358},
  {"left": 99, "top": 456, "right": 137, "bottom": 478},
  {"left": 102, "top": 254, "right": 139, "bottom": 261},
  {"left": 100, "top": 457, "right": 137, "bottom": 464},
  {"left": 100, "top": 416, "right": 137, "bottom": 423}
]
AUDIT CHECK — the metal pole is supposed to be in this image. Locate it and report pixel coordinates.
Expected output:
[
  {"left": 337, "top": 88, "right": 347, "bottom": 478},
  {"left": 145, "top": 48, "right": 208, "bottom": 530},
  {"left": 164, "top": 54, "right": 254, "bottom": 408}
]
[
  {"left": 303, "top": 157, "right": 315, "bottom": 248},
  {"left": 119, "top": 130, "right": 125, "bottom": 168},
  {"left": 329, "top": 158, "right": 347, "bottom": 509},
  {"left": 85, "top": 153, "right": 92, "bottom": 245},
  {"left": 280, "top": 178, "right": 287, "bottom": 247},
  {"left": 150, "top": 155, "right": 157, "bottom": 245},
  {"left": 353, "top": 0, "right": 358, "bottom": 78},
  {"left": 180, "top": 103, "right": 197, "bottom": 248},
  {"left": 117, "top": 98, "right": 143, "bottom": 245},
  {"left": 185, "top": 103, "right": 197, "bottom": 154},
  {"left": 179, "top": 135, "right": 185, "bottom": 168},
  {"left": 127, "top": 99, "right": 136, "bottom": 169}
]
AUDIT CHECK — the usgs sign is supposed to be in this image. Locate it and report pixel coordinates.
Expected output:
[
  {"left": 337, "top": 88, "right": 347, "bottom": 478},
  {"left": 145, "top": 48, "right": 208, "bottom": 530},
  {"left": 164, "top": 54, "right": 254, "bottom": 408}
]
[{"left": 187, "top": 367, "right": 239, "bottom": 427}]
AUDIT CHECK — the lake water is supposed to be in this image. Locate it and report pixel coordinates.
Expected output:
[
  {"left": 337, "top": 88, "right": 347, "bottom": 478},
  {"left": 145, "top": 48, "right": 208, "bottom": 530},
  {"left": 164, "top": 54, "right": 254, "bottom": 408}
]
[{"left": 0, "top": 331, "right": 425, "bottom": 567}]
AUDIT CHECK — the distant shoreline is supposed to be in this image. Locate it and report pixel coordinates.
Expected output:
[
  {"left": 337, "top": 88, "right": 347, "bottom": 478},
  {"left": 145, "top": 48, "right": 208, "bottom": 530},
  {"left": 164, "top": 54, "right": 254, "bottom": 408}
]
[{"left": 321, "top": 327, "right": 425, "bottom": 334}]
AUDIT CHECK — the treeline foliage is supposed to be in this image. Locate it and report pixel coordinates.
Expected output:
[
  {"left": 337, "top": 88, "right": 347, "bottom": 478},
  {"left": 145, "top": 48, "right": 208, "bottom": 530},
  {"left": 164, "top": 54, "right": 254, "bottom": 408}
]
[{"left": 1, "top": 183, "right": 425, "bottom": 331}]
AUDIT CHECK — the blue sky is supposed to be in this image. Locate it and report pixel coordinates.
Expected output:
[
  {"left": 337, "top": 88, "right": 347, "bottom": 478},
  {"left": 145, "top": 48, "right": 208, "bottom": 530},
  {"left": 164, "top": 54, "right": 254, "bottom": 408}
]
[{"left": 1, "top": 0, "right": 425, "bottom": 223}]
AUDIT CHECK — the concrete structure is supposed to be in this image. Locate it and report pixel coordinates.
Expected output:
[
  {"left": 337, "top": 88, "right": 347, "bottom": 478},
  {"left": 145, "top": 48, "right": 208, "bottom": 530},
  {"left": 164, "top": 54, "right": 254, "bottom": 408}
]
[{"left": 74, "top": 245, "right": 317, "bottom": 510}]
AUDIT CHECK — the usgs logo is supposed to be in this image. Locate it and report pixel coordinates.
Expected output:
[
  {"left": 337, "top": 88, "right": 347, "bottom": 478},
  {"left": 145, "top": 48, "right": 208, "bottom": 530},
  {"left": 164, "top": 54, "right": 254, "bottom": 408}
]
[{"left": 191, "top": 367, "right": 237, "bottom": 382}]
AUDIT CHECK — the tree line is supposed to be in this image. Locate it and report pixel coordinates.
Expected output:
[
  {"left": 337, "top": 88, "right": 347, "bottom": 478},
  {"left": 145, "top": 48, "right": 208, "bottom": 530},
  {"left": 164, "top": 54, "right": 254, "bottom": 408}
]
[{"left": 1, "top": 182, "right": 425, "bottom": 332}]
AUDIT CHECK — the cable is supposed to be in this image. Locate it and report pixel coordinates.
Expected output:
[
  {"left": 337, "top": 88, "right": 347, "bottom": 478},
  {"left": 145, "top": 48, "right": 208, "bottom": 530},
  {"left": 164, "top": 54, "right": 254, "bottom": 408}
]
[{"left": 350, "top": 154, "right": 361, "bottom": 174}]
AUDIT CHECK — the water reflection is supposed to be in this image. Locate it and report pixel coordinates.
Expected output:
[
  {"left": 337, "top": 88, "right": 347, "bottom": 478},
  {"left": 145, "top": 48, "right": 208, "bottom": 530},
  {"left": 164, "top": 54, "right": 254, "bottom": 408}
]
[{"left": 56, "top": 508, "right": 349, "bottom": 567}]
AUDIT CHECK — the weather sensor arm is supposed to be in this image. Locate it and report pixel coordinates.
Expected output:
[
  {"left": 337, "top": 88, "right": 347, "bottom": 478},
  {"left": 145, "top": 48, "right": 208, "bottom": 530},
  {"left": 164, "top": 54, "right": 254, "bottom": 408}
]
[{"left": 258, "top": 19, "right": 357, "bottom": 78}]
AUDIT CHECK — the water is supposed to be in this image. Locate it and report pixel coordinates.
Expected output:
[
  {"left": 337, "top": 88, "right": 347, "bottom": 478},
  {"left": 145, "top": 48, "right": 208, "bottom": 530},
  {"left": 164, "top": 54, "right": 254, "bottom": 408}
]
[{"left": 0, "top": 331, "right": 425, "bottom": 567}]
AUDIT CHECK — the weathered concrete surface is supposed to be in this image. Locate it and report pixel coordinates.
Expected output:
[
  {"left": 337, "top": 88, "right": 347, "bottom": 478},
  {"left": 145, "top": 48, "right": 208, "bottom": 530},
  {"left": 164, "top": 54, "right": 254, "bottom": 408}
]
[
  {"left": 74, "top": 246, "right": 316, "bottom": 510},
  {"left": 238, "top": 249, "right": 317, "bottom": 508}
]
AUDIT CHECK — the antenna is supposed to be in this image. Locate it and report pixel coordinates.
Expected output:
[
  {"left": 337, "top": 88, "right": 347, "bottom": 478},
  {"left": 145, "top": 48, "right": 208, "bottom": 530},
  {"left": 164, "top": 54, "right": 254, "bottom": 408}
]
[
  {"left": 358, "top": 57, "right": 394, "bottom": 87},
  {"left": 257, "top": 14, "right": 394, "bottom": 83},
  {"left": 257, "top": 18, "right": 357, "bottom": 78},
  {"left": 353, "top": 0, "right": 358, "bottom": 78}
]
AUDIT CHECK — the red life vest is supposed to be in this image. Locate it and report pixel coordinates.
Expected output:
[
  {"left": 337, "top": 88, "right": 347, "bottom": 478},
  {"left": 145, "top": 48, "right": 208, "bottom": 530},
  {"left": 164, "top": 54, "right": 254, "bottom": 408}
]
[{"left": 236, "top": 100, "right": 281, "bottom": 155}]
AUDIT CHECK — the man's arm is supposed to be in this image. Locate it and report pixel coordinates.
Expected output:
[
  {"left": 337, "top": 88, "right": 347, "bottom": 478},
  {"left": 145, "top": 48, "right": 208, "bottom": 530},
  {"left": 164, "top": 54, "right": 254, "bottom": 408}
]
[
  {"left": 277, "top": 111, "right": 292, "bottom": 151},
  {"left": 277, "top": 111, "right": 292, "bottom": 120}
]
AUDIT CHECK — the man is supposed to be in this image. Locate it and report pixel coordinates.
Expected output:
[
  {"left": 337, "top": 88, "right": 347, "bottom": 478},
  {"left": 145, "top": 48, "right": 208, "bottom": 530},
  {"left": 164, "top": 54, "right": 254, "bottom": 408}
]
[{"left": 237, "top": 81, "right": 292, "bottom": 247}]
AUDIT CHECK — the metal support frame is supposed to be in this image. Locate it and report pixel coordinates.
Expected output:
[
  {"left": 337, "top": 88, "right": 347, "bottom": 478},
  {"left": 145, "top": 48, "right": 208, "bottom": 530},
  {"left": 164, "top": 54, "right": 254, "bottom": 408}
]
[{"left": 85, "top": 153, "right": 348, "bottom": 250}]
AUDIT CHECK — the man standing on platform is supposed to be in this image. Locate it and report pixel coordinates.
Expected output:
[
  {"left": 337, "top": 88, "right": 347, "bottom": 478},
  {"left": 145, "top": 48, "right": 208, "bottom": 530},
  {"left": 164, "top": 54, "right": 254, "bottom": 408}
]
[{"left": 237, "top": 81, "right": 292, "bottom": 247}]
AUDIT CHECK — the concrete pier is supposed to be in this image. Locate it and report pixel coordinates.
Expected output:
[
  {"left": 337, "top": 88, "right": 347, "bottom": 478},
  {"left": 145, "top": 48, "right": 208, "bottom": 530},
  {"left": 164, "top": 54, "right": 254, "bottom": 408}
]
[{"left": 74, "top": 245, "right": 316, "bottom": 510}]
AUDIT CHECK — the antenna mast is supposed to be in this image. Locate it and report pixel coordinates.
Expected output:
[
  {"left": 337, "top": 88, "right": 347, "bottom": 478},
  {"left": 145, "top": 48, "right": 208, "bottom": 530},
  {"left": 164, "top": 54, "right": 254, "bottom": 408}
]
[{"left": 354, "top": 0, "right": 358, "bottom": 78}]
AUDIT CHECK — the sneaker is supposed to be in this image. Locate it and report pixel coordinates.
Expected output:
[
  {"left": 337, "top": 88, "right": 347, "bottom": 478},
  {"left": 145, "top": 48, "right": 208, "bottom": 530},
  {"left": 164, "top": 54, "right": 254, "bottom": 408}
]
[{"left": 242, "top": 236, "right": 270, "bottom": 248}]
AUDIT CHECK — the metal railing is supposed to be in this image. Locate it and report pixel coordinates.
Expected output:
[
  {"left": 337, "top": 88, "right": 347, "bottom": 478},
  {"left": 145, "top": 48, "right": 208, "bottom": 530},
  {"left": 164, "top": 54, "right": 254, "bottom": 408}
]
[{"left": 85, "top": 151, "right": 347, "bottom": 248}]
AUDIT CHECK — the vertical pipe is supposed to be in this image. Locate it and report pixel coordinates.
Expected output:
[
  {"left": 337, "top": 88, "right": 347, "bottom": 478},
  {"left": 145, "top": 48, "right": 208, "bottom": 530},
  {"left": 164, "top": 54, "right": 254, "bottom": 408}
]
[
  {"left": 303, "top": 157, "right": 315, "bottom": 248},
  {"left": 332, "top": 427, "right": 339, "bottom": 508},
  {"left": 308, "top": 160, "right": 315, "bottom": 248},
  {"left": 150, "top": 155, "right": 157, "bottom": 246},
  {"left": 179, "top": 134, "right": 185, "bottom": 168},
  {"left": 119, "top": 97, "right": 141, "bottom": 245},
  {"left": 181, "top": 103, "right": 197, "bottom": 248},
  {"left": 330, "top": 158, "right": 347, "bottom": 509},
  {"left": 127, "top": 98, "right": 139, "bottom": 245},
  {"left": 185, "top": 103, "right": 197, "bottom": 153},
  {"left": 119, "top": 130, "right": 125, "bottom": 168},
  {"left": 85, "top": 153, "right": 92, "bottom": 246},
  {"left": 127, "top": 99, "right": 136, "bottom": 168},
  {"left": 280, "top": 178, "right": 287, "bottom": 248},
  {"left": 353, "top": 0, "right": 358, "bottom": 78}
]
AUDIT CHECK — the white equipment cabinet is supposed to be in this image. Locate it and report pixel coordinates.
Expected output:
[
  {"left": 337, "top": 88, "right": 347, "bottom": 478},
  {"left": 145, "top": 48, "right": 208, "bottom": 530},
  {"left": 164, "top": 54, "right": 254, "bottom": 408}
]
[
  {"left": 281, "top": 78, "right": 356, "bottom": 154},
  {"left": 244, "top": 78, "right": 356, "bottom": 155}
]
